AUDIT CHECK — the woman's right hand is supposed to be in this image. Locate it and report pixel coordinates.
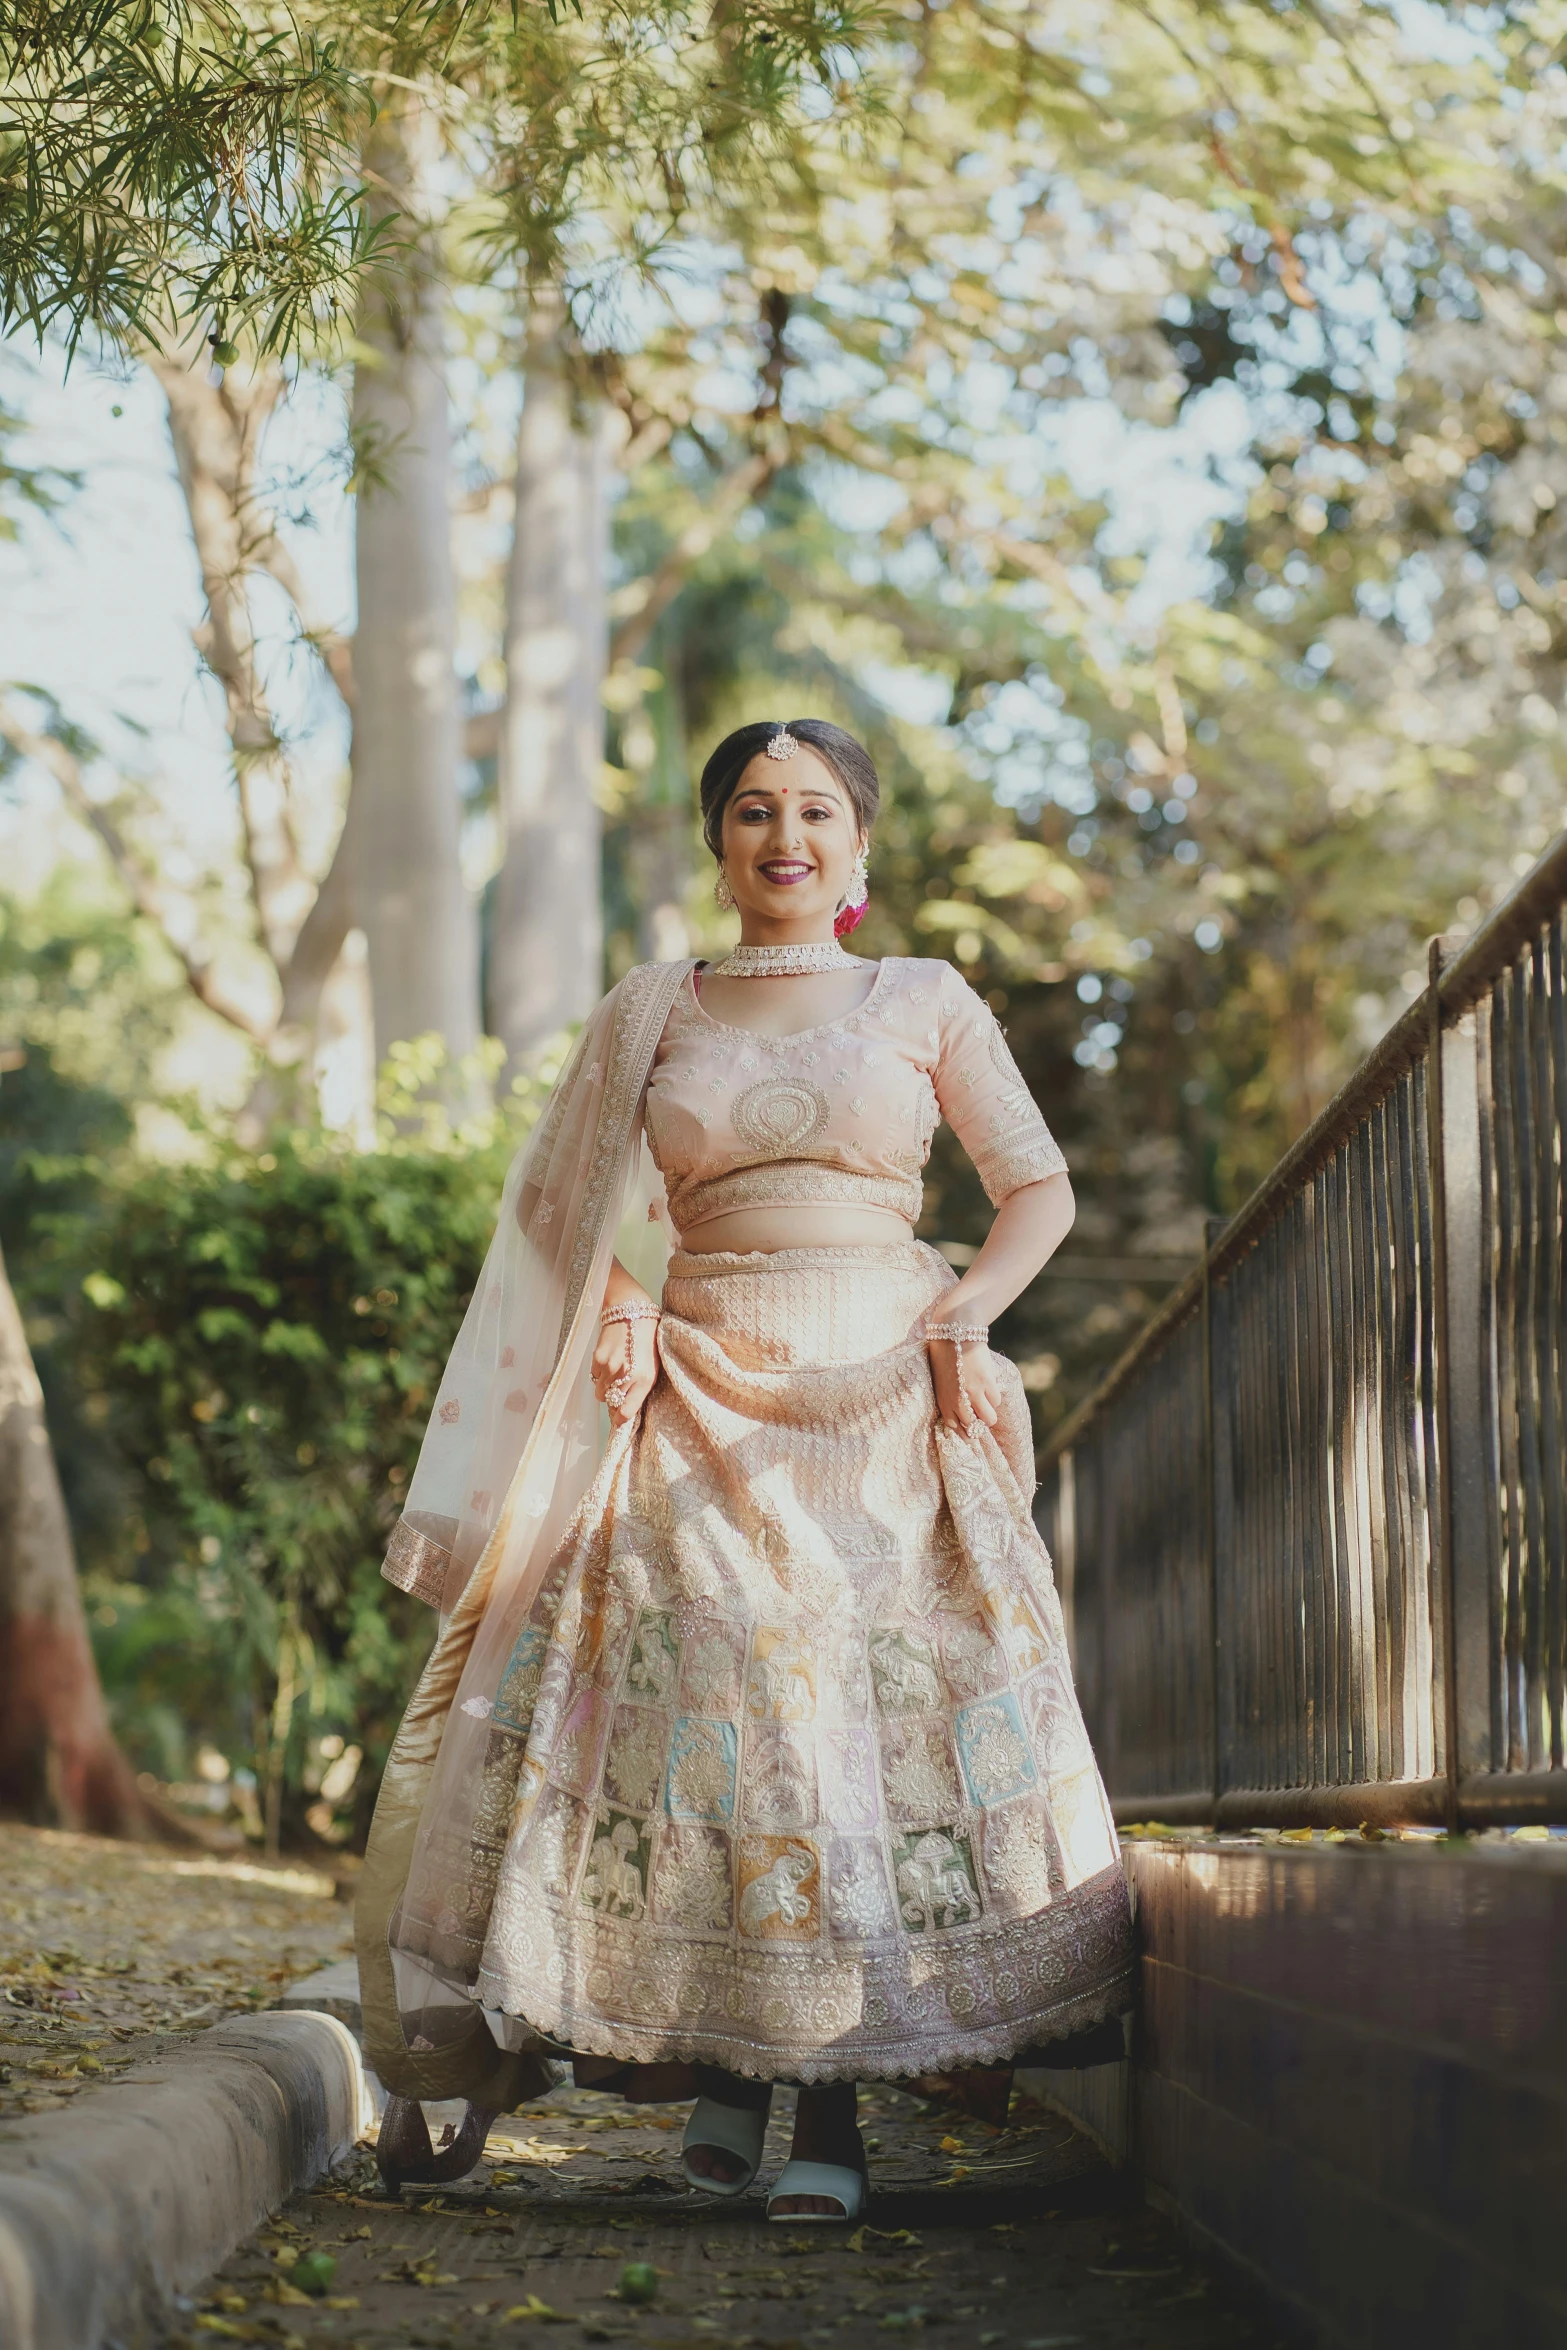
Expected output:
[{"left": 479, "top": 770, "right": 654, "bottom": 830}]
[
  {"left": 928, "top": 1335, "right": 1002, "bottom": 1435},
  {"left": 592, "top": 1314, "right": 661, "bottom": 1427}
]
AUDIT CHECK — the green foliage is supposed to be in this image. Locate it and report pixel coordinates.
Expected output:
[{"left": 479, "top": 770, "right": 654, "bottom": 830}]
[
  {"left": 60, "top": 1122, "right": 517, "bottom": 1843},
  {"left": 0, "top": 885, "right": 563, "bottom": 1847},
  {"left": 0, "top": 0, "right": 884, "bottom": 360},
  {"left": 0, "top": 1, "right": 374, "bottom": 356}
]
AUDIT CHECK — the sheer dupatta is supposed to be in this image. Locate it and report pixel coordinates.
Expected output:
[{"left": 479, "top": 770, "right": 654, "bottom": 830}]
[{"left": 356, "top": 959, "right": 693, "bottom": 2107}]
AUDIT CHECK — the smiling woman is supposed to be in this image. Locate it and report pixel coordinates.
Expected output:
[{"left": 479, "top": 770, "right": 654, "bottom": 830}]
[{"left": 359, "top": 716, "right": 1131, "bottom": 2230}]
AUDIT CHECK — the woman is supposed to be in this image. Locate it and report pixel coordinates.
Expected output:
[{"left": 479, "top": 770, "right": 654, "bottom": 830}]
[{"left": 357, "top": 719, "right": 1132, "bottom": 2222}]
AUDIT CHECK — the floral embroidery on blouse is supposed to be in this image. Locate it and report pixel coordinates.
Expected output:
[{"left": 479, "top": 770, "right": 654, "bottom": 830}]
[{"left": 643, "top": 957, "right": 1066, "bottom": 1234}]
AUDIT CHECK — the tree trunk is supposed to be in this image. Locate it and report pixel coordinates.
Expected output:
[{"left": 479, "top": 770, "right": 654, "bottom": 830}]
[
  {"left": 490, "top": 289, "right": 608, "bottom": 1067},
  {"left": 350, "top": 94, "right": 481, "bottom": 1076},
  {"left": 0, "top": 1241, "right": 149, "bottom": 1834},
  {"left": 629, "top": 644, "right": 695, "bottom": 964}
]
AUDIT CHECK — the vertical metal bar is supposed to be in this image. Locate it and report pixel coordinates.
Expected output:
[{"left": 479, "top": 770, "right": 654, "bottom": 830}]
[
  {"left": 1428, "top": 939, "right": 1462, "bottom": 1828},
  {"left": 1380, "top": 1091, "right": 1406, "bottom": 1779},
  {"left": 1385, "top": 1075, "right": 1426, "bottom": 1778},
  {"left": 1211, "top": 1249, "right": 1237, "bottom": 1805},
  {"left": 1309, "top": 1165, "right": 1341, "bottom": 1784},
  {"left": 1281, "top": 1201, "right": 1310, "bottom": 1784},
  {"left": 1278, "top": 1222, "right": 1296, "bottom": 1785},
  {"left": 1238, "top": 1261, "right": 1264, "bottom": 1787},
  {"left": 1300, "top": 1179, "right": 1329, "bottom": 1787},
  {"left": 1203, "top": 1214, "right": 1221, "bottom": 1810},
  {"left": 1324, "top": 1145, "right": 1358, "bottom": 1785},
  {"left": 1351, "top": 1116, "right": 1389, "bottom": 1779},
  {"left": 1514, "top": 947, "right": 1547, "bottom": 1769},
  {"left": 1411, "top": 1058, "right": 1441, "bottom": 1783},
  {"left": 1474, "top": 996, "right": 1507, "bottom": 1775},
  {"left": 1544, "top": 914, "right": 1567, "bottom": 1766},
  {"left": 1494, "top": 972, "right": 1525, "bottom": 1767},
  {"left": 1524, "top": 925, "right": 1562, "bottom": 1770}
]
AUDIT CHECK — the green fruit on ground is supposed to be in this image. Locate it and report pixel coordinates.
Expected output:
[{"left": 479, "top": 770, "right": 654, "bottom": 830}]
[
  {"left": 618, "top": 2263, "right": 658, "bottom": 2304},
  {"left": 290, "top": 2252, "right": 336, "bottom": 2296}
]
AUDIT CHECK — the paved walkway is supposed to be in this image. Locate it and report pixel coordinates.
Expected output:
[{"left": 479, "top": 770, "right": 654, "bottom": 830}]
[
  {"left": 164, "top": 2080, "right": 1287, "bottom": 2350},
  {"left": 2, "top": 1827, "right": 1288, "bottom": 2348},
  {"left": 0, "top": 1824, "right": 350, "bottom": 2120}
]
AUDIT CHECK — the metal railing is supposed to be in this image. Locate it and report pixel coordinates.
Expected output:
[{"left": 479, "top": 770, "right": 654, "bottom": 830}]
[{"left": 1037, "top": 832, "right": 1567, "bottom": 1829}]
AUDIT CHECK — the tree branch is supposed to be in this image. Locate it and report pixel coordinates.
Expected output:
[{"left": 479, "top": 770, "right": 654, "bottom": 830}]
[
  {"left": 149, "top": 348, "right": 317, "bottom": 972},
  {"left": 276, "top": 796, "right": 357, "bottom": 1033},
  {"left": 249, "top": 525, "right": 357, "bottom": 711},
  {"left": 0, "top": 699, "right": 270, "bottom": 1044}
]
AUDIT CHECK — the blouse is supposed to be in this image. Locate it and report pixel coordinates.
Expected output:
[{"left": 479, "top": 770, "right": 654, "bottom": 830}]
[{"left": 643, "top": 956, "right": 1066, "bottom": 1238}]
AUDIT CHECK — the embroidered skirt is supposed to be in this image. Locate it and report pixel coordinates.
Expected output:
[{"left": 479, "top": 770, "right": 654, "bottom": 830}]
[{"left": 469, "top": 1241, "right": 1132, "bottom": 2081}]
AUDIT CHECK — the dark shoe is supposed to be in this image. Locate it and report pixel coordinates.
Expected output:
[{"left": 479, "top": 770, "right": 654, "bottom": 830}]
[
  {"left": 1020, "top": 2017, "right": 1127, "bottom": 2070},
  {"left": 907, "top": 2065, "right": 1013, "bottom": 2124},
  {"left": 572, "top": 2054, "right": 700, "bottom": 2102},
  {"left": 375, "top": 2094, "right": 497, "bottom": 2192}
]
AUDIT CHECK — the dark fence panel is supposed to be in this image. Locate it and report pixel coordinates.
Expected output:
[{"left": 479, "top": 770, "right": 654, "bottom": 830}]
[{"left": 1040, "top": 836, "right": 1567, "bottom": 1829}]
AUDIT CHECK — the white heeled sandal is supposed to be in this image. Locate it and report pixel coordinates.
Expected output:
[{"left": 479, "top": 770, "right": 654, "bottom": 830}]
[
  {"left": 681, "top": 2090, "right": 773, "bottom": 2197},
  {"left": 766, "top": 2157, "right": 866, "bottom": 2223}
]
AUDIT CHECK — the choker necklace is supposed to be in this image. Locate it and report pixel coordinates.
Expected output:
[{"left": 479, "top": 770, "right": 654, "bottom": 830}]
[{"left": 709, "top": 941, "right": 857, "bottom": 978}]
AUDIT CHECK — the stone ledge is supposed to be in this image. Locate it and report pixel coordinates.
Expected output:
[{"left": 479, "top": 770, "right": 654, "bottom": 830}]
[
  {"left": 0, "top": 2009, "right": 371, "bottom": 2350},
  {"left": 277, "top": 1958, "right": 363, "bottom": 2032}
]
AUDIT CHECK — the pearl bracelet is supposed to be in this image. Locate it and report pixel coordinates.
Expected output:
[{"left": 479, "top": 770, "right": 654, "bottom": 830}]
[
  {"left": 600, "top": 1301, "right": 660, "bottom": 1415},
  {"left": 927, "top": 1319, "right": 989, "bottom": 1429}
]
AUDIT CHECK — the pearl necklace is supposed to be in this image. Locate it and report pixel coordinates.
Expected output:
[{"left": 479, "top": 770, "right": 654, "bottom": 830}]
[{"left": 709, "top": 941, "right": 858, "bottom": 978}]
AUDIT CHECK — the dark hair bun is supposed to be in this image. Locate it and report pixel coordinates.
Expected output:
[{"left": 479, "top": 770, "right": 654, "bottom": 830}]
[{"left": 699, "top": 721, "right": 880, "bottom": 858}]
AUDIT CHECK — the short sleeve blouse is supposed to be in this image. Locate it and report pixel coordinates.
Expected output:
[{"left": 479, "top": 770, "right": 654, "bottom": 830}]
[{"left": 643, "top": 956, "right": 1066, "bottom": 1237}]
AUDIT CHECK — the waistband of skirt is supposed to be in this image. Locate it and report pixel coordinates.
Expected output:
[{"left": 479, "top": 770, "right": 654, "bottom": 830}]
[{"left": 665, "top": 1240, "right": 944, "bottom": 1281}]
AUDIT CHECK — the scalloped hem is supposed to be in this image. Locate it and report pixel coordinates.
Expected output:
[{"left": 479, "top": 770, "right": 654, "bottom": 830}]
[{"left": 468, "top": 1965, "right": 1135, "bottom": 2087}]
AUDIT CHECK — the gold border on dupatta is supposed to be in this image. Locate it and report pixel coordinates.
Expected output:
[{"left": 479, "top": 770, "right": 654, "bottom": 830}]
[{"left": 354, "top": 960, "right": 693, "bottom": 2108}]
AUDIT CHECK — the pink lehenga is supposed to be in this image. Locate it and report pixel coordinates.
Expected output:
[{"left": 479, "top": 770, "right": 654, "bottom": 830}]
[{"left": 357, "top": 958, "right": 1132, "bottom": 2107}]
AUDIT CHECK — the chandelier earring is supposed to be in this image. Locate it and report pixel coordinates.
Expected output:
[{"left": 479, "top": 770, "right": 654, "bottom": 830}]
[
  {"left": 835, "top": 843, "right": 871, "bottom": 940},
  {"left": 713, "top": 864, "right": 735, "bottom": 912}
]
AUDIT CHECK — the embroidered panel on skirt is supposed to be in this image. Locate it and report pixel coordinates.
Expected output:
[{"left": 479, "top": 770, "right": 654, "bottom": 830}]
[{"left": 405, "top": 1243, "right": 1132, "bottom": 2081}]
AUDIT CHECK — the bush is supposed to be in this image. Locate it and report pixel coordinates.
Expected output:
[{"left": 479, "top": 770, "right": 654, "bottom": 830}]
[
  {"left": 0, "top": 1020, "right": 572, "bottom": 1853},
  {"left": 67, "top": 1122, "right": 525, "bottom": 1846}
]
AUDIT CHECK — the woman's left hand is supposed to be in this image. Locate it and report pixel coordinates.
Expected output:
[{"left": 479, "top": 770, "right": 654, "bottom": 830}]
[{"left": 928, "top": 1335, "right": 1003, "bottom": 1435}]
